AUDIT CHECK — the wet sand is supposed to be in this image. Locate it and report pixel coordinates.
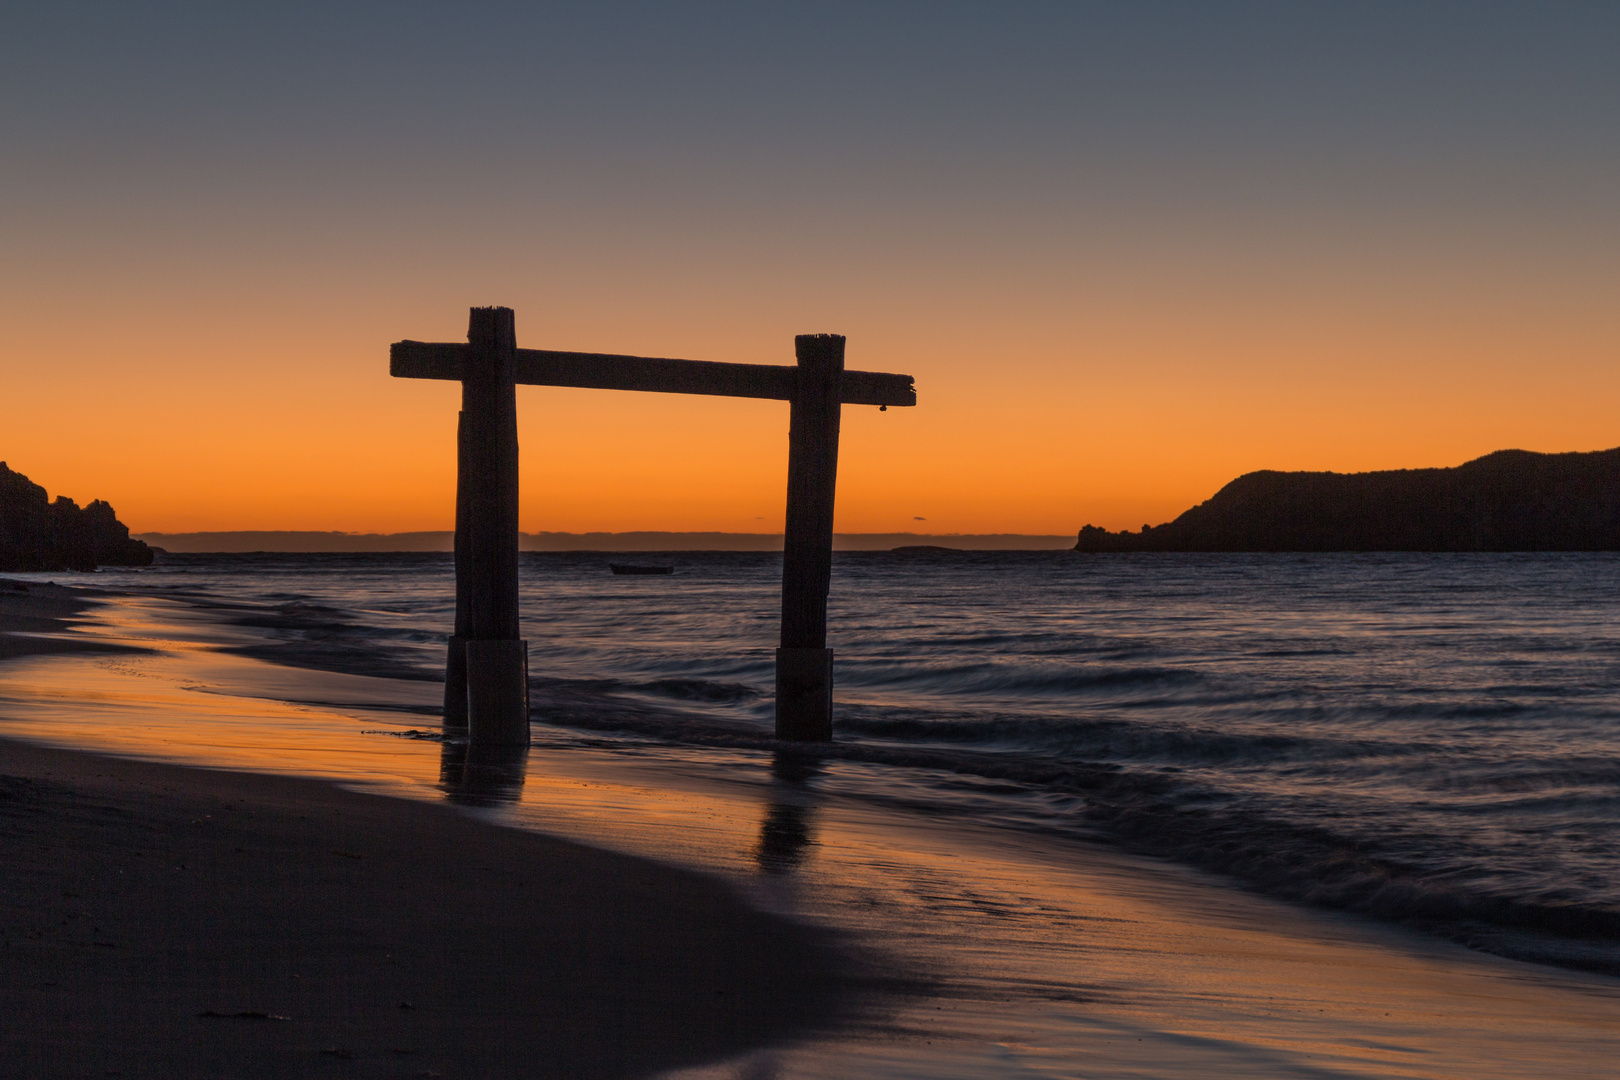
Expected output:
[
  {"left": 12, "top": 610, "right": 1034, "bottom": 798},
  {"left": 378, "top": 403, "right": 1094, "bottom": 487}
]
[
  {"left": 1, "top": 578, "right": 857, "bottom": 1078},
  {"left": 0, "top": 737, "right": 852, "bottom": 1079},
  {"left": 5, "top": 578, "right": 1620, "bottom": 1078},
  {"left": 0, "top": 579, "right": 145, "bottom": 661}
]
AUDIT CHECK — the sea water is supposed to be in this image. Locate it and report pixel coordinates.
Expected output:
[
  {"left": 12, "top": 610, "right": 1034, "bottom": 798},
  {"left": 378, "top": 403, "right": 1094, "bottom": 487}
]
[{"left": 77, "top": 550, "right": 1620, "bottom": 976}]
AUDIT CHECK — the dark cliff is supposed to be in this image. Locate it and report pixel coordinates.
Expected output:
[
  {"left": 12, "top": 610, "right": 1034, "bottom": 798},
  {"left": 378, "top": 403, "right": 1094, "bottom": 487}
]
[
  {"left": 1075, "top": 448, "right": 1620, "bottom": 552},
  {"left": 1, "top": 463, "right": 155, "bottom": 571}
]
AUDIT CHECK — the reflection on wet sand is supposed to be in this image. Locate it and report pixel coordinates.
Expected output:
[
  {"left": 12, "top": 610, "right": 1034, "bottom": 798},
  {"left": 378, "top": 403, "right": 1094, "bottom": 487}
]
[
  {"left": 754, "top": 751, "right": 822, "bottom": 875},
  {"left": 8, "top": 593, "right": 1620, "bottom": 1079},
  {"left": 439, "top": 726, "right": 528, "bottom": 807}
]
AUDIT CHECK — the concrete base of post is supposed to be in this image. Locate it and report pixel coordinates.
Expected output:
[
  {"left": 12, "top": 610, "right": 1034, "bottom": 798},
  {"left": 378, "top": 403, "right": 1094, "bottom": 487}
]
[
  {"left": 442, "top": 635, "right": 469, "bottom": 727},
  {"left": 466, "top": 639, "right": 530, "bottom": 747},
  {"left": 774, "top": 647, "right": 833, "bottom": 742}
]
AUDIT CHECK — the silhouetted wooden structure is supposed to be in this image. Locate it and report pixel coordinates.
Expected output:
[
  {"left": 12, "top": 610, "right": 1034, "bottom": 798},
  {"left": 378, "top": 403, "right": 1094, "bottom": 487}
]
[{"left": 391, "top": 307, "right": 916, "bottom": 744}]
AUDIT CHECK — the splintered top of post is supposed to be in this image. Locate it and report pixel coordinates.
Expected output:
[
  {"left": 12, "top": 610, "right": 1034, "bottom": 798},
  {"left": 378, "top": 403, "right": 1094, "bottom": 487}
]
[{"left": 390, "top": 341, "right": 916, "bottom": 408}]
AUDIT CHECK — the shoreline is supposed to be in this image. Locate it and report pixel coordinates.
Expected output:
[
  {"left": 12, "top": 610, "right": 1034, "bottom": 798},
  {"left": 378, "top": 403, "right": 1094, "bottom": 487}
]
[
  {"left": 27, "top": 563, "right": 1618, "bottom": 982},
  {"left": 0, "top": 736, "right": 859, "bottom": 1079},
  {"left": 7, "top": 574, "right": 1620, "bottom": 1077},
  {"left": 0, "top": 579, "right": 868, "bottom": 1077},
  {"left": 0, "top": 577, "right": 148, "bottom": 662}
]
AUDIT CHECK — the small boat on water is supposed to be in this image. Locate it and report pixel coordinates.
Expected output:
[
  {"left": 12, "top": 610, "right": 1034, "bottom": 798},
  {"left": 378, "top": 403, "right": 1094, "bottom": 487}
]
[{"left": 609, "top": 563, "right": 674, "bottom": 575}]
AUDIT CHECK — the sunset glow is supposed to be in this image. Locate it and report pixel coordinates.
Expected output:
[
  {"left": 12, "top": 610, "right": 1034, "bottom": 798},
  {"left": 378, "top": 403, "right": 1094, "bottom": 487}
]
[{"left": 4, "top": 4, "right": 1617, "bottom": 535}]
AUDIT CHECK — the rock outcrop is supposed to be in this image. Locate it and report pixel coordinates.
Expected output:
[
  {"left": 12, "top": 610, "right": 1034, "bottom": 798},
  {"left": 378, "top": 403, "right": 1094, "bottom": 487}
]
[
  {"left": 0, "top": 462, "right": 154, "bottom": 571},
  {"left": 1075, "top": 448, "right": 1620, "bottom": 552}
]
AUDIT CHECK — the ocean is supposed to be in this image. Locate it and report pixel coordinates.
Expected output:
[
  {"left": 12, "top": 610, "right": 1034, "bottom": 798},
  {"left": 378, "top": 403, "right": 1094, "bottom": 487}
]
[{"left": 73, "top": 549, "right": 1620, "bottom": 979}]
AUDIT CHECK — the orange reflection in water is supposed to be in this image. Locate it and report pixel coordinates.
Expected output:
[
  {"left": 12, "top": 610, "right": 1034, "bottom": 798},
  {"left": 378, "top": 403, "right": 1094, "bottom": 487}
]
[{"left": 0, "top": 595, "right": 447, "bottom": 791}]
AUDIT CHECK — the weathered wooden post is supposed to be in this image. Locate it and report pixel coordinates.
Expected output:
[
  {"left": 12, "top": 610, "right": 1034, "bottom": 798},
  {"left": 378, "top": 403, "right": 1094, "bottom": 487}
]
[
  {"left": 443, "top": 410, "right": 473, "bottom": 727},
  {"left": 457, "top": 306, "right": 529, "bottom": 747},
  {"left": 776, "top": 334, "right": 844, "bottom": 742},
  {"left": 392, "top": 314, "right": 913, "bottom": 750}
]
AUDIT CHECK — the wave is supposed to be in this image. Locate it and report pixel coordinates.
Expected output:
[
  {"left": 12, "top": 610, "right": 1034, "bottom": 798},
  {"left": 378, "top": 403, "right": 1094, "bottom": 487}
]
[
  {"left": 1083, "top": 786, "right": 1620, "bottom": 974},
  {"left": 520, "top": 689, "right": 1620, "bottom": 976},
  {"left": 833, "top": 710, "right": 1343, "bottom": 764},
  {"left": 840, "top": 659, "right": 1208, "bottom": 700},
  {"left": 110, "top": 550, "right": 1620, "bottom": 979}
]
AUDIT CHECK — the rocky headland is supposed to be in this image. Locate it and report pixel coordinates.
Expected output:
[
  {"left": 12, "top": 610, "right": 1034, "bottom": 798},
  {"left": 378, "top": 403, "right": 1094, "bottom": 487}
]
[
  {"left": 1075, "top": 447, "right": 1620, "bottom": 552},
  {"left": 0, "top": 462, "right": 154, "bottom": 571}
]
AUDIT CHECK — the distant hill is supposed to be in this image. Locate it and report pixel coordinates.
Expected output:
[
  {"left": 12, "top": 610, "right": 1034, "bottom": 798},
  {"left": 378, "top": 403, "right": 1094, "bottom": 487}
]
[
  {"left": 1075, "top": 448, "right": 1620, "bottom": 552},
  {"left": 134, "top": 531, "right": 1074, "bottom": 553},
  {"left": 1, "top": 463, "right": 154, "bottom": 571}
]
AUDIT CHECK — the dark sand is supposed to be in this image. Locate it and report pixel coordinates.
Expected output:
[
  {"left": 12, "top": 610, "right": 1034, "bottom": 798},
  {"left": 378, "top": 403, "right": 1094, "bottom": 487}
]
[
  {"left": 0, "top": 579, "right": 144, "bottom": 662},
  {"left": 10, "top": 580, "right": 1620, "bottom": 1077},
  {"left": 0, "top": 582, "right": 853, "bottom": 1079},
  {"left": 0, "top": 739, "right": 851, "bottom": 1079}
]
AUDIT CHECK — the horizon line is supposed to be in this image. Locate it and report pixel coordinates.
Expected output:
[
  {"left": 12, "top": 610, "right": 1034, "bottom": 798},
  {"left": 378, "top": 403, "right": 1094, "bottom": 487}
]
[{"left": 134, "top": 529, "right": 1076, "bottom": 553}]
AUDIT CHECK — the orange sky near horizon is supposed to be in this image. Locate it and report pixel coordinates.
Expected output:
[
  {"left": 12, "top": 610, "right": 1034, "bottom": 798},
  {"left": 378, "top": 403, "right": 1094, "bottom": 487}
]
[
  {"left": 7, "top": 255, "right": 1615, "bottom": 537},
  {"left": 3, "top": 6, "right": 1617, "bottom": 536}
]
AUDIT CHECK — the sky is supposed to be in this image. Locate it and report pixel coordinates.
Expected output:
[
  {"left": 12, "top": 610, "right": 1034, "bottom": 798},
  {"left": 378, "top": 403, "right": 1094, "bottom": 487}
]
[{"left": 2, "top": 2, "right": 1617, "bottom": 535}]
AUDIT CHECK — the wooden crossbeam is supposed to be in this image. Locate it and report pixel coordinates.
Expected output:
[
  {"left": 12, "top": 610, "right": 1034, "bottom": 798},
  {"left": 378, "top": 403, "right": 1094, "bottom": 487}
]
[{"left": 390, "top": 341, "right": 916, "bottom": 408}]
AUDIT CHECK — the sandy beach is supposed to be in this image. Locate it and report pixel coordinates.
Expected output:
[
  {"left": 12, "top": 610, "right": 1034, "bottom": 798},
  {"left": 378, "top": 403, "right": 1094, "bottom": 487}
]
[
  {"left": 0, "top": 582, "right": 854, "bottom": 1078},
  {"left": 0, "top": 738, "right": 858, "bottom": 1080},
  {"left": 4, "top": 576, "right": 1620, "bottom": 1079},
  {"left": 0, "top": 580, "right": 145, "bottom": 662}
]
